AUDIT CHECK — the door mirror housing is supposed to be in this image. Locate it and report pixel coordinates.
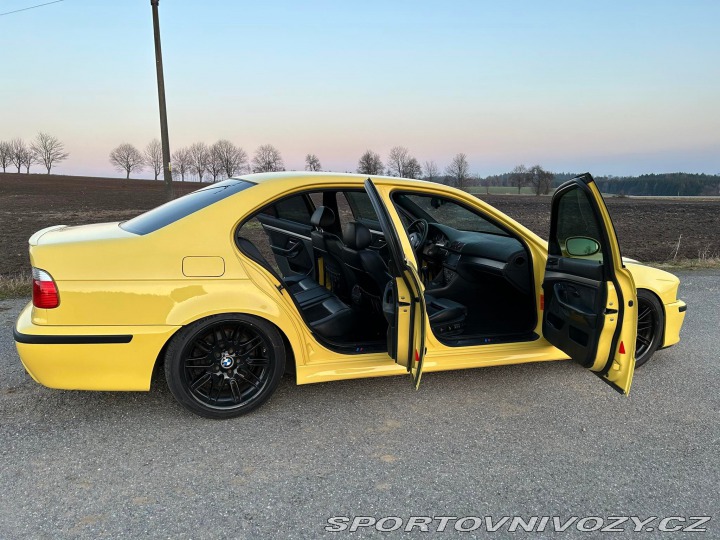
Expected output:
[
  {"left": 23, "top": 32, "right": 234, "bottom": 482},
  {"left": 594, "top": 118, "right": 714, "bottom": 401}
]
[{"left": 565, "top": 236, "right": 601, "bottom": 257}]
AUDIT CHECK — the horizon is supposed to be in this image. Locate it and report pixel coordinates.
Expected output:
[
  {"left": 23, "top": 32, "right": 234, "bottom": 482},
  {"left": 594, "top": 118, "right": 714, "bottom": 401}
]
[{"left": 1, "top": 1, "right": 719, "bottom": 178}]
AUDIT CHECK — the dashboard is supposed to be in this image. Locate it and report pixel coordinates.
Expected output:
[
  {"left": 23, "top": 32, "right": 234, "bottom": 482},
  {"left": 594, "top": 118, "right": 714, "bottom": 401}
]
[{"left": 423, "top": 223, "right": 532, "bottom": 295}]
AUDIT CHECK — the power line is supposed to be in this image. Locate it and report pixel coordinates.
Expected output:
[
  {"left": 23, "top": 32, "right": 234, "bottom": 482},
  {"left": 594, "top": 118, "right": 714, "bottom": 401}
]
[{"left": 0, "top": 0, "right": 63, "bottom": 17}]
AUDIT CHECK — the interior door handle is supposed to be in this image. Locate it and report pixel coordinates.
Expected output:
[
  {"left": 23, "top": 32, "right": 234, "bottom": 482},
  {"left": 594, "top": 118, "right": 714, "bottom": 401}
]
[{"left": 271, "top": 241, "right": 302, "bottom": 258}]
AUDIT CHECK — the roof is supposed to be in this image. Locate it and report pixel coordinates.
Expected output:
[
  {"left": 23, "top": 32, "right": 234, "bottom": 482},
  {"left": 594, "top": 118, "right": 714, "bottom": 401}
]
[{"left": 232, "top": 170, "right": 437, "bottom": 187}]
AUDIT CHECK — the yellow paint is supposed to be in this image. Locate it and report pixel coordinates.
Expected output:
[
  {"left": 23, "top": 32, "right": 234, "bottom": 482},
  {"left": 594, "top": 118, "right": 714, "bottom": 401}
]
[
  {"left": 15, "top": 172, "right": 685, "bottom": 393},
  {"left": 182, "top": 256, "right": 225, "bottom": 277}
]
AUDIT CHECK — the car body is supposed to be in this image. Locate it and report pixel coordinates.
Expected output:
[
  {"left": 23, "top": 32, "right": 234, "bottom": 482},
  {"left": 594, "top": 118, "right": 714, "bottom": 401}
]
[{"left": 14, "top": 172, "right": 686, "bottom": 418}]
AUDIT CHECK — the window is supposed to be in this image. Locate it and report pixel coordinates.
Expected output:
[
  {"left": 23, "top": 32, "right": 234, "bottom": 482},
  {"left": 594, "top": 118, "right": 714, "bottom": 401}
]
[
  {"left": 121, "top": 179, "right": 254, "bottom": 235},
  {"left": 273, "top": 195, "right": 313, "bottom": 224},
  {"left": 393, "top": 193, "right": 508, "bottom": 236},
  {"left": 554, "top": 186, "right": 604, "bottom": 262},
  {"left": 345, "top": 191, "right": 380, "bottom": 223}
]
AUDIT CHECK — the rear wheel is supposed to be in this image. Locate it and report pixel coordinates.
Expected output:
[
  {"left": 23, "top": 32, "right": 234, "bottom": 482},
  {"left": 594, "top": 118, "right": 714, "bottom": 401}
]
[
  {"left": 634, "top": 290, "right": 664, "bottom": 368},
  {"left": 165, "top": 314, "right": 285, "bottom": 419}
]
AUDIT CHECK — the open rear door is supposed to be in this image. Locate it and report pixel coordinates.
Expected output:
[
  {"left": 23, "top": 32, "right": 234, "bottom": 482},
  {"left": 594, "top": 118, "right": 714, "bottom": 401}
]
[
  {"left": 365, "top": 179, "right": 427, "bottom": 388},
  {"left": 543, "top": 173, "right": 637, "bottom": 394}
]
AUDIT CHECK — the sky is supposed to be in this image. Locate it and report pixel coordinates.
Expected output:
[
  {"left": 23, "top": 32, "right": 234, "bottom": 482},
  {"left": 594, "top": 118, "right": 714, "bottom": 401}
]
[{"left": 1, "top": 0, "right": 719, "bottom": 179}]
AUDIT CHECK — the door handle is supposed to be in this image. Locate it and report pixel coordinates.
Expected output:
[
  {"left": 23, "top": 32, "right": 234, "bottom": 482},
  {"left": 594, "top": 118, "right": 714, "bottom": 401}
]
[{"left": 271, "top": 241, "right": 303, "bottom": 258}]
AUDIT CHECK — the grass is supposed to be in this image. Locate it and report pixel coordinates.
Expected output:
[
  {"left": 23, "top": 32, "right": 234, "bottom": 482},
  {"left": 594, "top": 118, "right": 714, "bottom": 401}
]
[
  {"left": 0, "top": 273, "right": 32, "bottom": 300},
  {"left": 647, "top": 257, "right": 720, "bottom": 270}
]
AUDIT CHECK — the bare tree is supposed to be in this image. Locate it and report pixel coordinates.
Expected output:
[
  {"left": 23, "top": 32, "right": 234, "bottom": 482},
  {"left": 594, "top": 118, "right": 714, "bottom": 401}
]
[
  {"left": 21, "top": 146, "right": 37, "bottom": 173},
  {"left": 110, "top": 143, "right": 144, "bottom": 179},
  {"left": 305, "top": 153, "right": 321, "bottom": 171},
  {"left": 385, "top": 146, "right": 423, "bottom": 179},
  {"left": 188, "top": 142, "right": 210, "bottom": 182},
  {"left": 31, "top": 132, "right": 69, "bottom": 174},
  {"left": 423, "top": 160, "right": 439, "bottom": 182},
  {"left": 357, "top": 150, "right": 384, "bottom": 175},
  {"left": 446, "top": 153, "right": 470, "bottom": 189},
  {"left": 510, "top": 164, "right": 530, "bottom": 194},
  {"left": 528, "top": 165, "right": 554, "bottom": 195},
  {"left": 0, "top": 141, "right": 11, "bottom": 172},
  {"left": 208, "top": 142, "right": 224, "bottom": 182},
  {"left": 252, "top": 144, "right": 284, "bottom": 173},
  {"left": 9, "top": 138, "right": 27, "bottom": 173},
  {"left": 171, "top": 147, "right": 191, "bottom": 182},
  {"left": 214, "top": 140, "right": 248, "bottom": 178},
  {"left": 144, "top": 139, "right": 163, "bottom": 181}
]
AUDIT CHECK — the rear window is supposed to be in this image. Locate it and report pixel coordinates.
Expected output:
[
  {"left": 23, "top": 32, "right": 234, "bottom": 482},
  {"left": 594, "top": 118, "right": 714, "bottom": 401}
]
[{"left": 120, "top": 179, "right": 255, "bottom": 235}]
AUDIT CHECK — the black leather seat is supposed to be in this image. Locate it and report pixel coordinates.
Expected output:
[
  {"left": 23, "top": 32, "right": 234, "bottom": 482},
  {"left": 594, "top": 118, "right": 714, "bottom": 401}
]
[
  {"left": 310, "top": 206, "right": 355, "bottom": 299},
  {"left": 341, "top": 222, "right": 390, "bottom": 307}
]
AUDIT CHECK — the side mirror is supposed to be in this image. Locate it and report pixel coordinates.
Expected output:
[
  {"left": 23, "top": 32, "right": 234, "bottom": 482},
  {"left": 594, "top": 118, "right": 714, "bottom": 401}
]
[{"left": 565, "top": 236, "right": 601, "bottom": 257}]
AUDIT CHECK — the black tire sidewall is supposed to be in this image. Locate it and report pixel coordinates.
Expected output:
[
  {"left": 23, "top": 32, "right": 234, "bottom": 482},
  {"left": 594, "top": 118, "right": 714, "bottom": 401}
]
[
  {"left": 634, "top": 290, "right": 664, "bottom": 368},
  {"left": 165, "top": 314, "right": 286, "bottom": 419}
]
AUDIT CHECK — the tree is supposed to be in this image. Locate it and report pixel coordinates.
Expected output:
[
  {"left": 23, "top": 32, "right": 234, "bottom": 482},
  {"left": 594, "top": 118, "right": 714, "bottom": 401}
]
[
  {"left": 423, "top": 160, "right": 439, "bottom": 182},
  {"left": 31, "top": 132, "right": 69, "bottom": 174},
  {"left": 188, "top": 142, "right": 210, "bottom": 182},
  {"left": 171, "top": 147, "right": 191, "bottom": 182},
  {"left": 9, "top": 138, "right": 27, "bottom": 173},
  {"left": 207, "top": 142, "right": 224, "bottom": 182},
  {"left": 528, "top": 165, "right": 554, "bottom": 195},
  {"left": 509, "top": 164, "right": 530, "bottom": 194},
  {"left": 21, "top": 146, "right": 37, "bottom": 173},
  {"left": 305, "top": 153, "right": 321, "bottom": 171},
  {"left": 357, "top": 150, "right": 384, "bottom": 175},
  {"left": 385, "top": 146, "right": 423, "bottom": 178},
  {"left": 214, "top": 140, "right": 247, "bottom": 178},
  {"left": 144, "top": 139, "right": 163, "bottom": 181},
  {"left": 0, "top": 141, "right": 11, "bottom": 172},
  {"left": 252, "top": 144, "right": 284, "bottom": 173},
  {"left": 110, "top": 143, "right": 144, "bottom": 179},
  {"left": 446, "top": 153, "right": 470, "bottom": 189}
]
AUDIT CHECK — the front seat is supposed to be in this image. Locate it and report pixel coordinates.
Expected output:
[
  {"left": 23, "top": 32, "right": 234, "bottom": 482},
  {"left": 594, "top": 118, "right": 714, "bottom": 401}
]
[
  {"left": 341, "top": 222, "right": 390, "bottom": 309},
  {"left": 310, "top": 206, "right": 354, "bottom": 299}
]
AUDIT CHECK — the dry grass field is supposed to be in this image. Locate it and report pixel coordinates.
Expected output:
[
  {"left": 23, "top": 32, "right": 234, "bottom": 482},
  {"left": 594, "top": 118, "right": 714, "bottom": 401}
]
[{"left": 1, "top": 172, "right": 718, "bottom": 297}]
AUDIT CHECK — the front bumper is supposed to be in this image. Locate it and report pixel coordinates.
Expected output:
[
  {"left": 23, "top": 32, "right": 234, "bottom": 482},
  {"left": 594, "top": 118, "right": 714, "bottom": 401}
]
[
  {"left": 14, "top": 302, "right": 179, "bottom": 391},
  {"left": 662, "top": 300, "right": 687, "bottom": 349}
]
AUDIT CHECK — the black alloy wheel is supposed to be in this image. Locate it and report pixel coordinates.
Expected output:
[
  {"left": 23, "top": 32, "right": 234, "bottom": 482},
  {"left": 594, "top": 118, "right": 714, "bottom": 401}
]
[{"left": 165, "top": 314, "right": 285, "bottom": 418}]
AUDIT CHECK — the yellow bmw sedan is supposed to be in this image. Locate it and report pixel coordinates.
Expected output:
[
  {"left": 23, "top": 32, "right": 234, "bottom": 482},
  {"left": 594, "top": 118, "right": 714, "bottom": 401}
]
[{"left": 14, "top": 172, "right": 686, "bottom": 418}]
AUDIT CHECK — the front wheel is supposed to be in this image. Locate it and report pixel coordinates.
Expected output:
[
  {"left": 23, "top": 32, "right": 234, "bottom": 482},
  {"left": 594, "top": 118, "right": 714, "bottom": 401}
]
[
  {"left": 634, "top": 290, "right": 664, "bottom": 368},
  {"left": 165, "top": 314, "right": 286, "bottom": 419}
]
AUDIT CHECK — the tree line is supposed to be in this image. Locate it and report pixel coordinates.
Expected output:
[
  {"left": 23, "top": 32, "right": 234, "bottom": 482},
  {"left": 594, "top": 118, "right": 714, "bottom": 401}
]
[
  {"left": 110, "top": 141, "right": 288, "bottom": 181},
  {"left": 0, "top": 133, "right": 69, "bottom": 174}
]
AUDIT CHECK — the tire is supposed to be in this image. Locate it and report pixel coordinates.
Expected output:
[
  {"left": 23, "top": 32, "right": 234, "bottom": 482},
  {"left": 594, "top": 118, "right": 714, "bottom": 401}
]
[
  {"left": 165, "top": 314, "right": 286, "bottom": 419},
  {"left": 634, "top": 290, "right": 664, "bottom": 368}
]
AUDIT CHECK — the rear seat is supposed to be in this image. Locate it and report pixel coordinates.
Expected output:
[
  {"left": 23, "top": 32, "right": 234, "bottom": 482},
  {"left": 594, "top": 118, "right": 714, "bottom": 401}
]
[{"left": 283, "top": 275, "right": 355, "bottom": 339}]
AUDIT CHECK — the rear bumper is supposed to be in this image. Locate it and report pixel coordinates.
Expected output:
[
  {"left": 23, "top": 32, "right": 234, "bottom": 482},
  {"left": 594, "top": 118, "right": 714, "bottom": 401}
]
[
  {"left": 14, "top": 302, "right": 179, "bottom": 391},
  {"left": 662, "top": 300, "right": 687, "bottom": 349}
]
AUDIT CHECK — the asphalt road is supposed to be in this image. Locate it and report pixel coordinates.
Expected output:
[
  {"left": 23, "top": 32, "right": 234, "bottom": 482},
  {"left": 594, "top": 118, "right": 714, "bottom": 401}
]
[{"left": 0, "top": 270, "right": 717, "bottom": 539}]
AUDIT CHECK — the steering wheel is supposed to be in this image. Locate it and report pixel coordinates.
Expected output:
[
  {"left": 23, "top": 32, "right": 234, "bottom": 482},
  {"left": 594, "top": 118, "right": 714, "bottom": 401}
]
[{"left": 407, "top": 218, "right": 429, "bottom": 251}]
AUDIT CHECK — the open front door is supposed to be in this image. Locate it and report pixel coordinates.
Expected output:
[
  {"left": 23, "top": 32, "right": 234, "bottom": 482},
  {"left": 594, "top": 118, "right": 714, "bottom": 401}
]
[
  {"left": 543, "top": 173, "right": 637, "bottom": 394},
  {"left": 365, "top": 179, "right": 427, "bottom": 388}
]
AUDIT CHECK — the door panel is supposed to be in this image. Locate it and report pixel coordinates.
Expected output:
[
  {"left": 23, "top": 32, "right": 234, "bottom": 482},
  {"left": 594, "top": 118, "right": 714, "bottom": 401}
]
[
  {"left": 364, "top": 179, "right": 427, "bottom": 387},
  {"left": 543, "top": 174, "right": 637, "bottom": 394},
  {"left": 256, "top": 214, "right": 315, "bottom": 277}
]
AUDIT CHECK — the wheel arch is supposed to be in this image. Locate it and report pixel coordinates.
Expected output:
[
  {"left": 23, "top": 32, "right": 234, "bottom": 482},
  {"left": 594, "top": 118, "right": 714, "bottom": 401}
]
[{"left": 151, "top": 309, "right": 303, "bottom": 383}]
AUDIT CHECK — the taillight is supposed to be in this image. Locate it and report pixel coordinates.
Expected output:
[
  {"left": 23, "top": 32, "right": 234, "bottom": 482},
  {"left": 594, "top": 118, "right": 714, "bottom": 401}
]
[{"left": 32, "top": 267, "right": 59, "bottom": 309}]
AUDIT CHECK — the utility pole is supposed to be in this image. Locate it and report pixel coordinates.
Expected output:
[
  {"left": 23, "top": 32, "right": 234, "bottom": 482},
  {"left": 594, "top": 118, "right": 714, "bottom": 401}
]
[{"left": 150, "top": 0, "right": 173, "bottom": 199}]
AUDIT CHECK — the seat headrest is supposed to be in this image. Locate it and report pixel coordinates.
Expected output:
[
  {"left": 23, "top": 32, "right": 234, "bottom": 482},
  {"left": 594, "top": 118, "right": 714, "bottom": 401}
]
[
  {"left": 343, "top": 222, "right": 372, "bottom": 250},
  {"left": 311, "top": 206, "right": 335, "bottom": 228}
]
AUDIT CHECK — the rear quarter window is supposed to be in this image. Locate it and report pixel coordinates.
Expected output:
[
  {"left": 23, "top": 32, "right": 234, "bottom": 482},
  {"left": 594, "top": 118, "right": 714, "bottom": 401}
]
[{"left": 120, "top": 179, "right": 254, "bottom": 235}]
